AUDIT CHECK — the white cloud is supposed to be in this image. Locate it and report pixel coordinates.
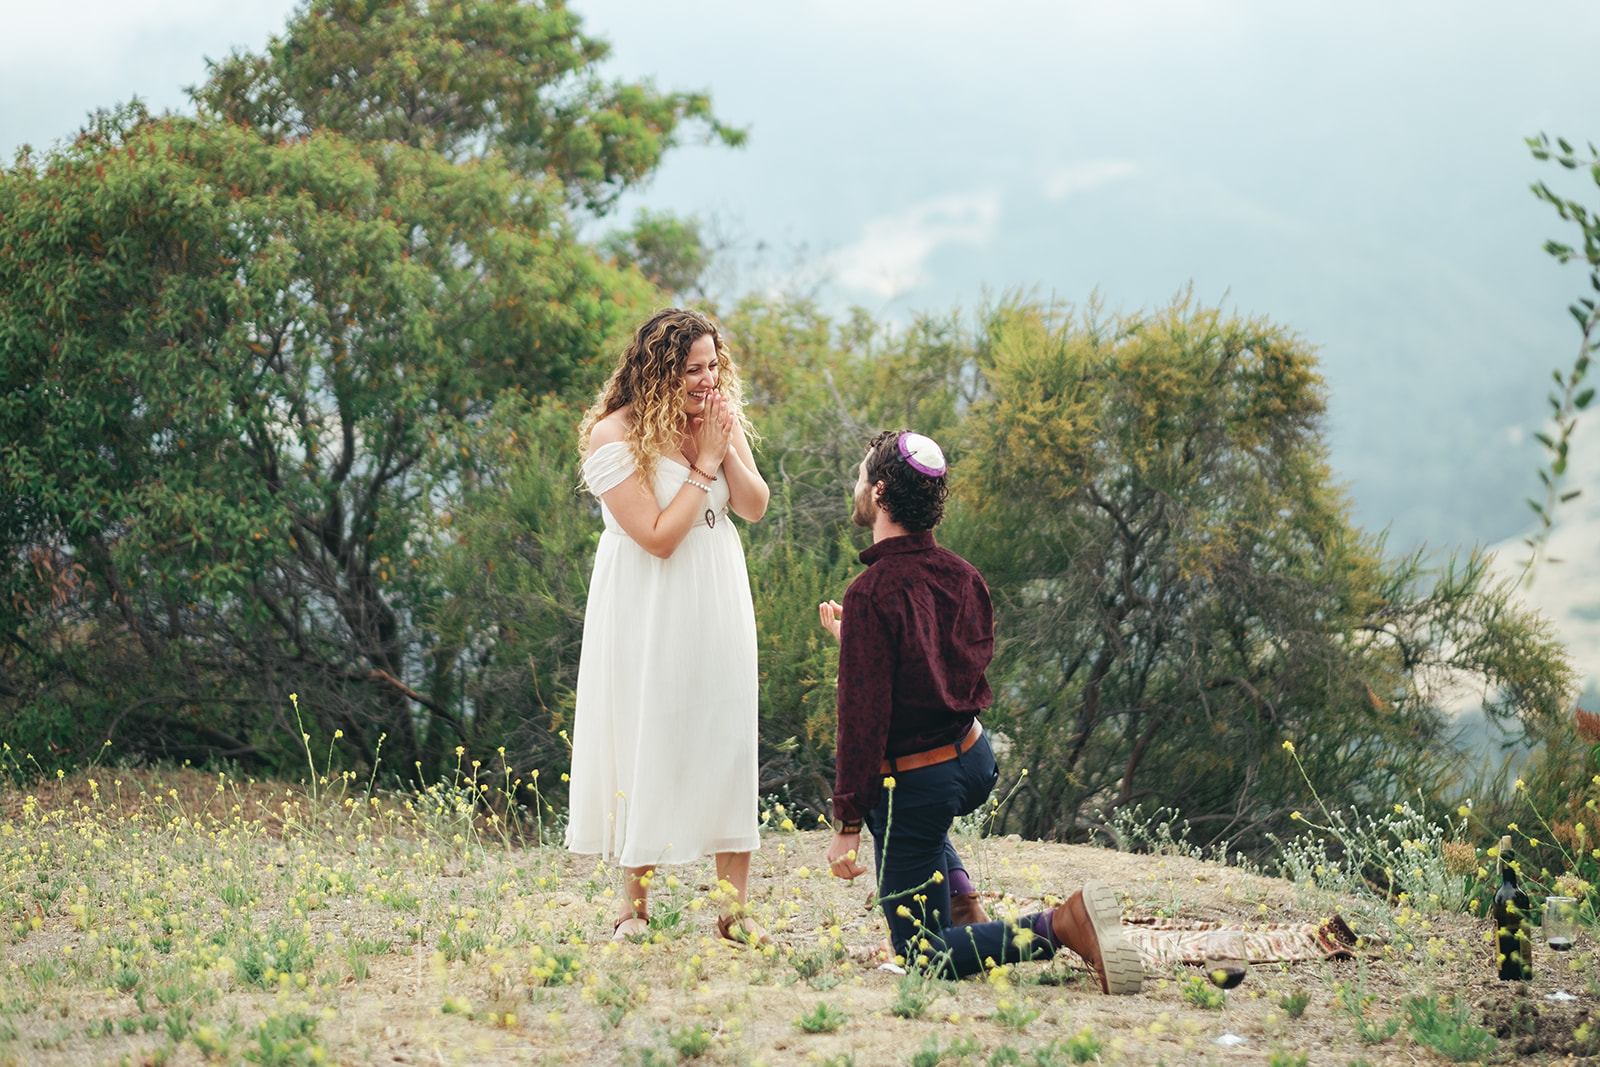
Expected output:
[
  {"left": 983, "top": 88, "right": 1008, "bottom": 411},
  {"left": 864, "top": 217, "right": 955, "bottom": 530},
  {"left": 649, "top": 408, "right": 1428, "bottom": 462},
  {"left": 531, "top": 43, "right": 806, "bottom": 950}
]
[
  {"left": 828, "top": 192, "right": 1000, "bottom": 301},
  {"left": 1042, "top": 159, "right": 1139, "bottom": 200}
]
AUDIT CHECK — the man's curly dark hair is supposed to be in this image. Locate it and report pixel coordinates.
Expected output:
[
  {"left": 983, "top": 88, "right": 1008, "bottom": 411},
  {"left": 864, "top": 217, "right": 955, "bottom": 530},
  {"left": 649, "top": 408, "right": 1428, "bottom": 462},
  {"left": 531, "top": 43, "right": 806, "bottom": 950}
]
[{"left": 864, "top": 428, "right": 948, "bottom": 532}]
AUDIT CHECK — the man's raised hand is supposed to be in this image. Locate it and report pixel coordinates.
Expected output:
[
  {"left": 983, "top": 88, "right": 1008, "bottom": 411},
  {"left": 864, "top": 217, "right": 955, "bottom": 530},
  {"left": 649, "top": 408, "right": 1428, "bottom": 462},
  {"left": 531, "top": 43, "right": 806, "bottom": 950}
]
[{"left": 818, "top": 599, "right": 843, "bottom": 642}]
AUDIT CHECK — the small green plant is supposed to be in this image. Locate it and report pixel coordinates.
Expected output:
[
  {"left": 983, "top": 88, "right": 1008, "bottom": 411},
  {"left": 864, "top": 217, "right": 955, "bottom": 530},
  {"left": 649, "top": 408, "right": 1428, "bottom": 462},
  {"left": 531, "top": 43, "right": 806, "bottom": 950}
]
[
  {"left": 154, "top": 977, "right": 216, "bottom": 1009},
  {"left": 1333, "top": 976, "right": 1400, "bottom": 1045},
  {"left": 1278, "top": 989, "right": 1310, "bottom": 1019},
  {"left": 191, "top": 1023, "right": 229, "bottom": 1061},
  {"left": 236, "top": 1011, "right": 321, "bottom": 1067},
  {"left": 342, "top": 935, "right": 389, "bottom": 982},
  {"left": 790, "top": 948, "right": 826, "bottom": 982},
  {"left": 649, "top": 902, "right": 684, "bottom": 935},
  {"left": 164, "top": 1007, "right": 193, "bottom": 1042},
  {"left": 890, "top": 971, "right": 936, "bottom": 1019},
  {"left": 1062, "top": 1027, "right": 1104, "bottom": 1063},
  {"left": 991, "top": 997, "right": 1040, "bottom": 1030},
  {"left": 790, "top": 933, "right": 848, "bottom": 987},
  {"left": 589, "top": 973, "right": 638, "bottom": 1029},
  {"left": 1268, "top": 1051, "right": 1309, "bottom": 1067},
  {"left": 625, "top": 1047, "right": 674, "bottom": 1067},
  {"left": 22, "top": 959, "right": 60, "bottom": 993},
  {"left": 987, "top": 1046, "right": 1021, "bottom": 1067},
  {"left": 234, "top": 923, "right": 315, "bottom": 988},
  {"left": 1403, "top": 994, "right": 1498, "bottom": 1062},
  {"left": 909, "top": 1034, "right": 981, "bottom": 1066},
  {"left": 1028, "top": 1037, "right": 1094, "bottom": 1067},
  {"left": 947, "top": 1036, "right": 981, "bottom": 1060},
  {"left": 437, "top": 926, "right": 487, "bottom": 962},
  {"left": 668, "top": 1023, "right": 712, "bottom": 1060},
  {"left": 789, "top": 945, "right": 842, "bottom": 989},
  {"left": 529, "top": 945, "right": 581, "bottom": 986},
  {"left": 910, "top": 1035, "right": 946, "bottom": 1067},
  {"left": 1181, "top": 976, "right": 1225, "bottom": 1010},
  {"left": 795, "top": 1001, "right": 847, "bottom": 1034}
]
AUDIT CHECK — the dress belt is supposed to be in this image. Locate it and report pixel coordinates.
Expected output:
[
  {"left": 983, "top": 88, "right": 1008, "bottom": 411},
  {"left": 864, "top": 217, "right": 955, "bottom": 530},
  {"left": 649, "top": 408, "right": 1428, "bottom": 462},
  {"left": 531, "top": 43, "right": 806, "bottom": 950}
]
[{"left": 881, "top": 720, "right": 983, "bottom": 775}]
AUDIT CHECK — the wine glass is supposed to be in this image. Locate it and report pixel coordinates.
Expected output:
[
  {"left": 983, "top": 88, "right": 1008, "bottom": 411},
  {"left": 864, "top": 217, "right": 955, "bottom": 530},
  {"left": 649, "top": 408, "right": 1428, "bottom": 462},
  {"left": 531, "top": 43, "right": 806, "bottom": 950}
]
[
  {"left": 1205, "top": 931, "right": 1248, "bottom": 1046},
  {"left": 1544, "top": 896, "right": 1579, "bottom": 1000}
]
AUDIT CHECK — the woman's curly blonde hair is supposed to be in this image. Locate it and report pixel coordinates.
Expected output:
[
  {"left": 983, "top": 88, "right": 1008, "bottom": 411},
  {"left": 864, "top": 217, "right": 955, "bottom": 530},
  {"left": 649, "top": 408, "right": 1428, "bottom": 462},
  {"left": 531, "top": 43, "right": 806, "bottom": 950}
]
[{"left": 578, "top": 308, "right": 753, "bottom": 484}]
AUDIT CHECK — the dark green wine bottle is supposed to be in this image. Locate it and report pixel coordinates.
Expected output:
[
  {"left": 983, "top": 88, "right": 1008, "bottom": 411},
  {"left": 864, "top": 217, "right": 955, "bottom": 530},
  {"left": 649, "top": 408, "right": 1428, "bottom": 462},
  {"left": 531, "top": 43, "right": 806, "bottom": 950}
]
[{"left": 1493, "top": 835, "right": 1532, "bottom": 981}]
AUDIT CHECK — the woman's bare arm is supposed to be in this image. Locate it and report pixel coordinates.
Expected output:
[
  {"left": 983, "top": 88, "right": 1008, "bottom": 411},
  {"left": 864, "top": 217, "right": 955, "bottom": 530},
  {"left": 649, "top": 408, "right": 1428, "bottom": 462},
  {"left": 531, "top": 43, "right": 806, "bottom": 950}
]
[
  {"left": 721, "top": 420, "right": 769, "bottom": 522},
  {"left": 592, "top": 413, "right": 729, "bottom": 559}
]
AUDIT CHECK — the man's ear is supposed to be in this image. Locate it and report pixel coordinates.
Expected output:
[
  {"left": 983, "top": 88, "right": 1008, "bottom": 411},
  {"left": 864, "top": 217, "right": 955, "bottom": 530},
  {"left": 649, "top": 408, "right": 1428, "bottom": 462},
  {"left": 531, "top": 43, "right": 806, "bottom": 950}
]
[{"left": 872, "top": 481, "right": 886, "bottom": 504}]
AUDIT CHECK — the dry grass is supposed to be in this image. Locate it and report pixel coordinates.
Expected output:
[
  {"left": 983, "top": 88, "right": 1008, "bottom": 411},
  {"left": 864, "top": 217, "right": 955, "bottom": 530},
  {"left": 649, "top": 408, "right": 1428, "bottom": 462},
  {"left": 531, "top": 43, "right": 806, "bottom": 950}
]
[{"left": 0, "top": 766, "right": 1587, "bottom": 1065}]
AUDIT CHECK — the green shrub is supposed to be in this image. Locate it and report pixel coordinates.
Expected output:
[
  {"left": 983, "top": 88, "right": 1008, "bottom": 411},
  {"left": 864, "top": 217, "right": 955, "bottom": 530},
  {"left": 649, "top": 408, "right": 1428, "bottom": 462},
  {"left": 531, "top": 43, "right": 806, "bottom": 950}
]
[
  {"left": 1403, "top": 994, "right": 1497, "bottom": 1062},
  {"left": 668, "top": 1023, "right": 712, "bottom": 1060},
  {"left": 890, "top": 971, "right": 936, "bottom": 1019},
  {"left": 794, "top": 1001, "right": 847, "bottom": 1034},
  {"left": 1181, "top": 976, "right": 1225, "bottom": 1010}
]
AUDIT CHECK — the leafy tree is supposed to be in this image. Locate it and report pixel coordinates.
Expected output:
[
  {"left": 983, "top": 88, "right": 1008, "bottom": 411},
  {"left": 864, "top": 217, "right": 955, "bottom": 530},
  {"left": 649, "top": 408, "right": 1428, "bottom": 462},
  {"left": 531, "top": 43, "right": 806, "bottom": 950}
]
[
  {"left": 193, "top": 0, "right": 745, "bottom": 212},
  {"left": 601, "top": 209, "right": 711, "bottom": 297},
  {"left": 423, "top": 396, "right": 595, "bottom": 803},
  {"left": 949, "top": 296, "right": 1573, "bottom": 845},
  {"left": 723, "top": 296, "right": 983, "bottom": 807},
  {"left": 0, "top": 4, "right": 731, "bottom": 778}
]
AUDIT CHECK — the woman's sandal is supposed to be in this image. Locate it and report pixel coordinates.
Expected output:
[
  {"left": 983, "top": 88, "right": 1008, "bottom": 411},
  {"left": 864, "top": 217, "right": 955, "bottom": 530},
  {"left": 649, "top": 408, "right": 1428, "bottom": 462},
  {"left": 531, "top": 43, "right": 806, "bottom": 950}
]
[
  {"left": 715, "top": 913, "right": 773, "bottom": 948},
  {"left": 612, "top": 915, "right": 649, "bottom": 941}
]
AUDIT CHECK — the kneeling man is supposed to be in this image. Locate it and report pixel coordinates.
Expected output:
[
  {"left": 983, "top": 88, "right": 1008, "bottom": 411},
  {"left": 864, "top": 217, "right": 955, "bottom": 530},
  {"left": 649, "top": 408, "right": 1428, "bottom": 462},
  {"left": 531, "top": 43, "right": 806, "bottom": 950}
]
[{"left": 819, "top": 429, "right": 1142, "bottom": 993}]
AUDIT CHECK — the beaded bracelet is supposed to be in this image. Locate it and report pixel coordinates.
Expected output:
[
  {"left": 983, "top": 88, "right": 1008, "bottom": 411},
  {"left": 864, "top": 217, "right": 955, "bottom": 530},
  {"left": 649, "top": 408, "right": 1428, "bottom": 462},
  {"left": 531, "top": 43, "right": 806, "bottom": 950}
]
[
  {"left": 685, "top": 477, "right": 712, "bottom": 492},
  {"left": 690, "top": 462, "right": 717, "bottom": 482}
]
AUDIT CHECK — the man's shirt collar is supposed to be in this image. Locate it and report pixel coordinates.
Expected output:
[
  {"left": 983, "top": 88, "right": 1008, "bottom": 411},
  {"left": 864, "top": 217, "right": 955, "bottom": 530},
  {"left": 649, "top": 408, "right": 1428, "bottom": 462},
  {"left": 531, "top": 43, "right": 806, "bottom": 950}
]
[{"left": 859, "top": 530, "right": 937, "bottom": 565}]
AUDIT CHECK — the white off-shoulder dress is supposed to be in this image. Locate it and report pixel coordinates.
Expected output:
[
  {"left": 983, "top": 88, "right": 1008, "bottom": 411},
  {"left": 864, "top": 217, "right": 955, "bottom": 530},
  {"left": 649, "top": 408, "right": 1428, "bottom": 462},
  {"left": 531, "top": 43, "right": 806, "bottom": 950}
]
[{"left": 564, "top": 441, "right": 761, "bottom": 867}]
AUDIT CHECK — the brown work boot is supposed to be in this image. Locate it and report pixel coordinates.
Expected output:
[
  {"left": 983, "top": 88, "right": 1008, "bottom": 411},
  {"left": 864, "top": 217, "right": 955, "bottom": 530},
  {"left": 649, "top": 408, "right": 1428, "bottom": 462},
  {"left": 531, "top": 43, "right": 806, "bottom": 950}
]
[
  {"left": 948, "top": 891, "right": 989, "bottom": 927},
  {"left": 1050, "top": 880, "right": 1143, "bottom": 995}
]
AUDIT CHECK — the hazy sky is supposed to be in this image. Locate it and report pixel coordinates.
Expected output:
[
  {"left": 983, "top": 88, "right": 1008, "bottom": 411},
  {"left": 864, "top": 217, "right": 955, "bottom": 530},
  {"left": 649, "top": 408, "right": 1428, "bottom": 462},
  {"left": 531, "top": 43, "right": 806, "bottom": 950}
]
[{"left": 4, "top": 0, "right": 1599, "bottom": 555}]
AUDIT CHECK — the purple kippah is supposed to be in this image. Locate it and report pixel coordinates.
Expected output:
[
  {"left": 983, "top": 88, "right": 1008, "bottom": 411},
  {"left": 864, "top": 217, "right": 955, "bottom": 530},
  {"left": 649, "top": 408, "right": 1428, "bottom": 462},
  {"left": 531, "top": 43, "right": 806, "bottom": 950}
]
[{"left": 897, "top": 432, "right": 947, "bottom": 477}]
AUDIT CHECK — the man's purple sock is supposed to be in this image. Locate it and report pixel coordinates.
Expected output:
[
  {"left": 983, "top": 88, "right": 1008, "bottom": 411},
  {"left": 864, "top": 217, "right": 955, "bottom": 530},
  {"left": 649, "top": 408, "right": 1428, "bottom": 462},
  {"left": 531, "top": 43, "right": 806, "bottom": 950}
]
[
  {"left": 947, "top": 867, "right": 974, "bottom": 897},
  {"left": 1031, "top": 910, "right": 1061, "bottom": 949}
]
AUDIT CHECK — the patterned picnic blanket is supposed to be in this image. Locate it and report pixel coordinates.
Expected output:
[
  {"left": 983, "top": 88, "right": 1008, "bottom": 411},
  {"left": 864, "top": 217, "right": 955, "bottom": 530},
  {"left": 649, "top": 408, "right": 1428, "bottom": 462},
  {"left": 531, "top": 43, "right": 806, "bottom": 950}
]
[
  {"left": 851, "top": 906, "right": 1365, "bottom": 971},
  {"left": 1115, "top": 914, "right": 1361, "bottom": 968}
]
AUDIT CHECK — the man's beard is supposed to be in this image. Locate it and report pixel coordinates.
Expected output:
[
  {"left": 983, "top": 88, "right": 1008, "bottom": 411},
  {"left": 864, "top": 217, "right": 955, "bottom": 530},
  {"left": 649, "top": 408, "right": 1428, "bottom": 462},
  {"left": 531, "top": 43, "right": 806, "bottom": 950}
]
[{"left": 850, "top": 483, "right": 875, "bottom": 528}]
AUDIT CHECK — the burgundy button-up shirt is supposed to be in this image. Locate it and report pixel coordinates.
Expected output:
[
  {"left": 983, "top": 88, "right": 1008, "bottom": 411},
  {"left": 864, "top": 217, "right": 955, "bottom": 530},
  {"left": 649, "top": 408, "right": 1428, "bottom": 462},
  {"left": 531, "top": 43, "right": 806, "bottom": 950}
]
[{"left": 831, "top": 531, "right": 995, "bottom": 825}]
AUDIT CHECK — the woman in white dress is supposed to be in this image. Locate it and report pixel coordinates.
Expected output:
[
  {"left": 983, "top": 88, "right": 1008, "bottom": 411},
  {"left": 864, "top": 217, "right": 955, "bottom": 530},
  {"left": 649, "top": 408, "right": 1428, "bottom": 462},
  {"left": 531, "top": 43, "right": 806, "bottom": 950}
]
[{"left": 565, "top": 308, "right": 770, "bottom": 942}]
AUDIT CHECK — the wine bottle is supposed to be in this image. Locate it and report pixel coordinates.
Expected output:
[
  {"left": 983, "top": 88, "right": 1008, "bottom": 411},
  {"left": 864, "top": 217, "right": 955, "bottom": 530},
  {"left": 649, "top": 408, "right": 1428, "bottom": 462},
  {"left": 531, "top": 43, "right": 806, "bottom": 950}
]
[{"left": 1493, "top": 835, "right": 1532, "bottom": 981}]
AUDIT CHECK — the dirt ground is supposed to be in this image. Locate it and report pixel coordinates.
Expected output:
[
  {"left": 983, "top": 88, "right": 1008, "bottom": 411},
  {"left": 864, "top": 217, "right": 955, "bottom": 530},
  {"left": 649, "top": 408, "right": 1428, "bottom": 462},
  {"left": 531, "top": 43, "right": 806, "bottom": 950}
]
[
  {"left": 0, "top": 773, "right": 1585, "bottom": 1065},
  {"left": 575, "top": 831, "right": 1584, "bottom": 1067}
]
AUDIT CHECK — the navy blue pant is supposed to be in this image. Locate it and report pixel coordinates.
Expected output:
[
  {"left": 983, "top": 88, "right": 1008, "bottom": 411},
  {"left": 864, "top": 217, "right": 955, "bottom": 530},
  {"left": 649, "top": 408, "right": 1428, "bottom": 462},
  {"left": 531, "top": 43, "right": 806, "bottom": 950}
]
[{"left": 864, "top": 732, "right": 1056, "bottom": 978}]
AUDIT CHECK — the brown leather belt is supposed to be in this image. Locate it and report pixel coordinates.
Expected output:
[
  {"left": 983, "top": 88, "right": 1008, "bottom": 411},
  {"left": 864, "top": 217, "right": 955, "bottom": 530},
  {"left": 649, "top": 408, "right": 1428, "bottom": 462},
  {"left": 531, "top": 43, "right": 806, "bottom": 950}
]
[{"left": 881, "top": 720, "right": 983, "bottom": 775}]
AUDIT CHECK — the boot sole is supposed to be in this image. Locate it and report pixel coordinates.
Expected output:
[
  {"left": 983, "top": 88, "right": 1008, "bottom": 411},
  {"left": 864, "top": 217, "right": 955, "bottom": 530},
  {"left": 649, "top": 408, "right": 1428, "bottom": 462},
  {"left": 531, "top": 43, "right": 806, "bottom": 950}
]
[{"left": 1079, "top": 881, "right": 1143, "bottom": 995}]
